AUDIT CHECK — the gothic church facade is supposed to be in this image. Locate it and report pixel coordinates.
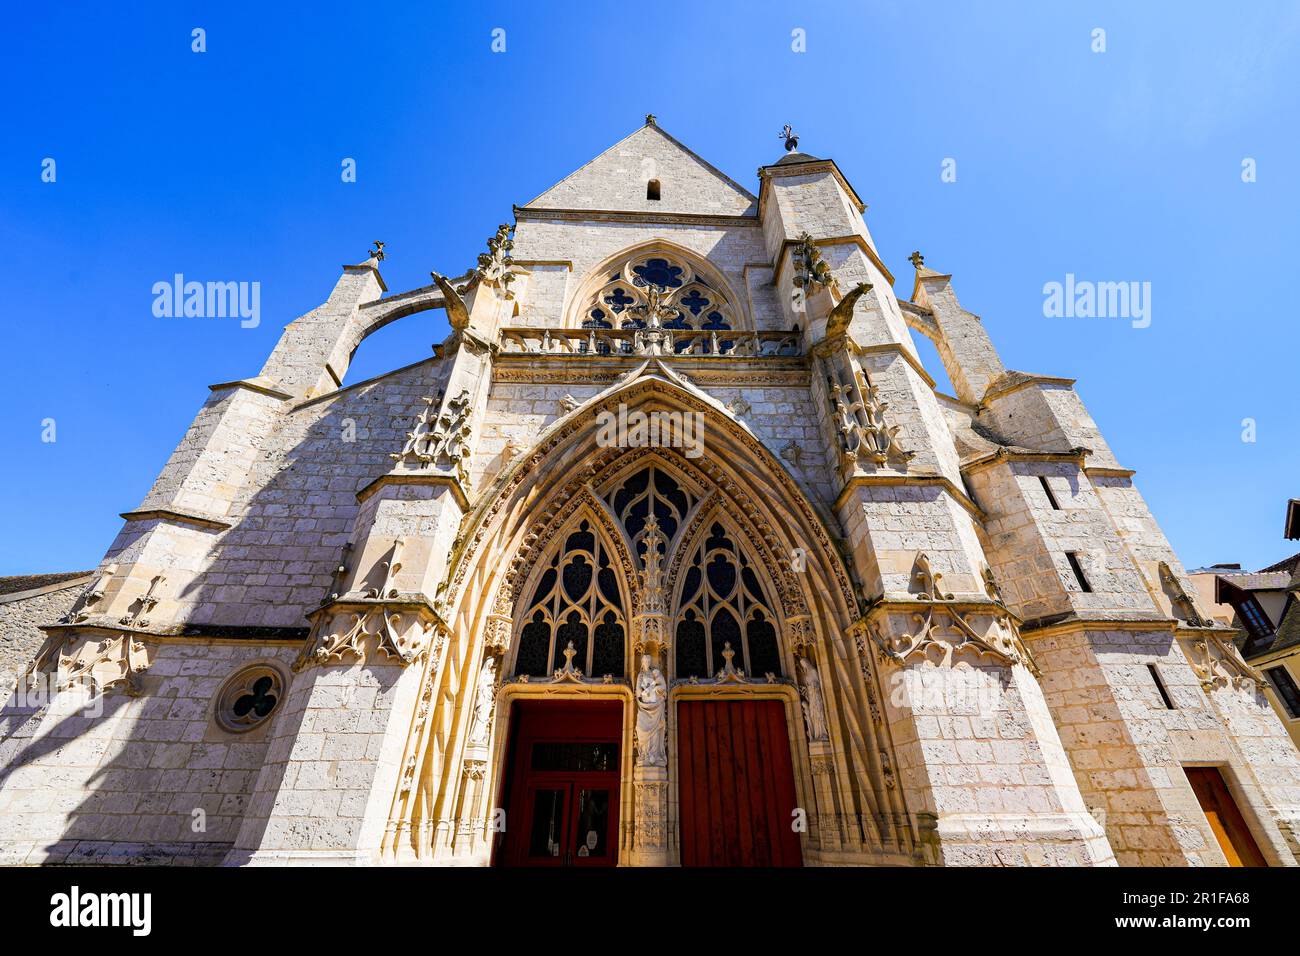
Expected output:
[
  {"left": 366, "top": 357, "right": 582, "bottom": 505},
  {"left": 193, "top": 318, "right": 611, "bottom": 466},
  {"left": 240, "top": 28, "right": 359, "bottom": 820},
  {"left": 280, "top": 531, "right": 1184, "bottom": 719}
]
[{"left": 3, "top": 119, "right": 1298, "bottom": 867}]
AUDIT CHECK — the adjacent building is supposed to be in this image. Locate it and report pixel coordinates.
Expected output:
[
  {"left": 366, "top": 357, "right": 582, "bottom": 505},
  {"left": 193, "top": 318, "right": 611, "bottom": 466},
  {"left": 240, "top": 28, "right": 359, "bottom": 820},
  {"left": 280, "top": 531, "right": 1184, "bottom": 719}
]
[{"left": 1193, "top": 501, "right": 1300, "bottom": 749}]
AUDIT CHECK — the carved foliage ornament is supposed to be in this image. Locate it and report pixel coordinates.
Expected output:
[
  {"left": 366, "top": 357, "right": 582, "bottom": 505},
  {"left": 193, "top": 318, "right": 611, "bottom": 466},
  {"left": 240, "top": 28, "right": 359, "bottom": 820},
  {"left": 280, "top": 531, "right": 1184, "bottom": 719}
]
[
  {"left": 392, "top": 387, "right": 474, "bottom": 486},
  {"left": 297, "top": 608, "right": 434, "bottom": 670},
  {"left": 66, "top": 563, "right": 118, "bottom": 623},
  {"left": 1186, "top": 631, "right": 1263, "bottom": 692},
  {"left": 912, "top": 552, "right": 954, "bottom": 601},
  {"left": 870, "top": 605, "right": 1024, "bottom": 669},
  {"left": 474, "top": 224, "right": 516, "bottom": 294},
  {"left": 1158, "top": 560, "right": 1209, "bottom": 627},
  {"left": 828, "top": 362, "right": 912, "bottom": 470},
  {"left": 119, "top": 573, "right": 166, "bottom": 628},
  {"left": 30, "top": 631, "right": 150, "bottom": 698},
  {"left": 792, "top": 233, "right": 833, "bottom": 295}
]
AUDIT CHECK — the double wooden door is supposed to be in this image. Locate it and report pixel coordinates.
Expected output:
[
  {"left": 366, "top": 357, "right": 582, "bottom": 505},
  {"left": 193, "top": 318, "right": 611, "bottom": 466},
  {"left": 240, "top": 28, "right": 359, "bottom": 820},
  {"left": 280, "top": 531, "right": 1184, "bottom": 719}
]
[
  {"left": 677, "top": 699, "right": 803, "bottom": 867},
  {"left": 501, "top": 700, "right": 622, "bottom": 867}
]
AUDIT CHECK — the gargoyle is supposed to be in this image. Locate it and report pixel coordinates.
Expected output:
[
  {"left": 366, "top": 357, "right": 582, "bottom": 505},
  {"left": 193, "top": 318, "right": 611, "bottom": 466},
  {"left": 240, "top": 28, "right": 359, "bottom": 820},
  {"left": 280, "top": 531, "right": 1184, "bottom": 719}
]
[
  {"left": 431, "top": 271, "right": 472, "bottom": 331},
  {"left": 825, "top": 281, "right": 872, "bottom": 338}
]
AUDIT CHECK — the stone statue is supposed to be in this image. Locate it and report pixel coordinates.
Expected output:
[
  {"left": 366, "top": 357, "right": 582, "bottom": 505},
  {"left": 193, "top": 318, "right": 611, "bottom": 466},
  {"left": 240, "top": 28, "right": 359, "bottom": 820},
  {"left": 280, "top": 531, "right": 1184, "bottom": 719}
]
[
  {"left": 635, "top": 654, "right": 668, "bottom": 766},
  {"left": 466, "top": 657, "right": 497, "bottom": 747},
  {"left": 798, "top": 656, "right": 828, "bottom": 741}
]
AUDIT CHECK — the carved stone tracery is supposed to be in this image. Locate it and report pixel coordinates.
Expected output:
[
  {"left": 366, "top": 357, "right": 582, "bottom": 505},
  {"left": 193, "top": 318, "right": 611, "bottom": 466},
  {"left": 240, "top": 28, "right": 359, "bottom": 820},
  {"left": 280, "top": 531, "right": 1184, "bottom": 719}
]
[
  {"left": 29, "top": 630, "right": 151, "bottom": 697},
  {"left": 869, "top": 603, "right": 1028, "bottom": 670}
]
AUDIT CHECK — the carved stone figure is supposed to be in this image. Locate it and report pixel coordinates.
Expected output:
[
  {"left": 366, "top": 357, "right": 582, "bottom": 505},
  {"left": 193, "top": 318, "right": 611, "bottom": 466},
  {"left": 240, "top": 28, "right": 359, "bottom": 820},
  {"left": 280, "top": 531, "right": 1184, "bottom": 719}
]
[
  {"left": 824, "top": 282, "right": 872, "bottom": 339},
  {"left": 635, "top": 654, "right": 668, "bottom": 767},
  {"left": 798, "top": 656, "right": 829, "bottom": 741},
  {"left": 1158, "top": 560, "right": 1208, "bottom": 627},
  {"left": 466, "top": 657, "right": 498, "bottom": 747}
]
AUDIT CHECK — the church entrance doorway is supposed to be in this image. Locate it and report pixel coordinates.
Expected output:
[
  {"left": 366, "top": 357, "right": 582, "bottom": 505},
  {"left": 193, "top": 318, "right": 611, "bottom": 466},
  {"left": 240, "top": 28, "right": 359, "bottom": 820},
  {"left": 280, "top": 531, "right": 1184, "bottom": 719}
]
[
  {"left": 499, "top": 700, "right": 622, "bottom": 867},
  {"left": 677, "top": 699, "right": 803, "bottom": 866}
]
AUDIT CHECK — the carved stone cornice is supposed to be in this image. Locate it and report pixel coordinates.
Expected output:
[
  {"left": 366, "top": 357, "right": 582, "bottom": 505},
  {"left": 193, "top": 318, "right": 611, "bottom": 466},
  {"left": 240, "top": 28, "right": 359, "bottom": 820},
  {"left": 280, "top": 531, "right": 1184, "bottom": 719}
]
[
  {"left": 28, "top": 629, "right": 152, "bottom": 697},
  {"left": 1182, "top": 630, "right": 1264, "bottom": 692},
  {"left": 863, "top": 599, "right": 1032, "bottom": 671},
  {"left": 513, "top": 204, "right": 758, "bottom": 228},
  {"left": 834, "top": 473, "right": 986, "bottom": 523},
  {"left": 356, "top": 471, "right": 472, "bottom": 513},
  {"left": 979, "top": 372, "right": 1078, "bottom": 407},
  {"left": 960, "top": 445, "right": 1092, "bottom": 476},
  {"left": 296, "top": 597, "right": 446, "bottom": 671},
  {"left": 491, "top": 361, "right": 809, "bottom": 388}
]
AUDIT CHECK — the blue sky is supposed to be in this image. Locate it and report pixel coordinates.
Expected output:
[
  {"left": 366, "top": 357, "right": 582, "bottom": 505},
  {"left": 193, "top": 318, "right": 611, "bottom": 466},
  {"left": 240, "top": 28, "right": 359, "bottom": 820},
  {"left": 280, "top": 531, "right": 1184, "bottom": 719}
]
[{"left": 2, "top": 1, "right": 1297, "bottom": 576}]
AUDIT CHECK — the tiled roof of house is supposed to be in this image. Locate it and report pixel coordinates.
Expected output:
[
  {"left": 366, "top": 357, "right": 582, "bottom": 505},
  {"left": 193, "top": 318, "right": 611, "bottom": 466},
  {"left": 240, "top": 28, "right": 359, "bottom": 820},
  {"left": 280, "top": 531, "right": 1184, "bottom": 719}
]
[
  {"left": 1258, "top": 551, "right": 1300, "bottom": 575},
  {"left": 0, "top": 571, "right": 93, "bottom": 598}
]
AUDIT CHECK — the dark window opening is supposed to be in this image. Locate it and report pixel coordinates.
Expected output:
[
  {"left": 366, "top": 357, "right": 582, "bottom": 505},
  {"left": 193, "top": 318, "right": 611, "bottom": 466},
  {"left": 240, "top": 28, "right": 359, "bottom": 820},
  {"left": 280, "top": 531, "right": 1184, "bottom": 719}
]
[
  {"left": 1065, "top": 552, "right": 1092, "bottom": 592},
  {"left": 1266, "top": 666, "right": 1300, "bottom": 718},
  {"left": 1147, "top": 664, "right": 1176, "bottom": 709},
  {"left": 646, "top": 179, "right": 661, "bottom": 201},
  {"left": 1038, "top": 474, "right": 1062, "bottom": 510},
  {"left": 1237, "top": 597, "right": 1274, "bottom": 638}
]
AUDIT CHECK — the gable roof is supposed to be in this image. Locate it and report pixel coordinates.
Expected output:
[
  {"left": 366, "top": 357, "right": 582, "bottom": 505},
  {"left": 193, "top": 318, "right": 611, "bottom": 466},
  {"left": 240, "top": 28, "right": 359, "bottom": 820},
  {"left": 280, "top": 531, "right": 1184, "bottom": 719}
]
[{"left": 523, "top": 122, "right": 757, "bottom": 217}]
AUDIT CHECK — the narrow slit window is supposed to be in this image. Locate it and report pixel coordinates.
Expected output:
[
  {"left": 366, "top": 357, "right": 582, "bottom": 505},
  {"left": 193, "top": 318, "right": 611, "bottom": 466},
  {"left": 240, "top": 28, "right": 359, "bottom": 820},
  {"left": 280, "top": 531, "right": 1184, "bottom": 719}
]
[
  {"left": 1038, "top": 474, "right": 1062, "bottom": 510},
  {"left": 646, "top": 179, "right": 661, "bottom": 201},
  {"left": 1065, "top": 551, "right": 1092, "bottom": 592},
  {"left": 1148, "top": 664, "right": 1176, "bottom": 709}
]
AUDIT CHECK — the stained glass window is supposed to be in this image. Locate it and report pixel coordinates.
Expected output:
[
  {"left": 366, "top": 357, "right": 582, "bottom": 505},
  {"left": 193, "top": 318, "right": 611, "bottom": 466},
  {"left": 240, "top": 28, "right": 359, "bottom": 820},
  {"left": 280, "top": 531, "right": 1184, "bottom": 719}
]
[
  {"left": 675, "top": 522, "right": 782, "bottom": 680},
  {"left": 605, "top": 466, "right": 694, "bottom": 562},
  {"left": 578, "top": 252, "right": 737, "bottom": 338},
  {"left": 631, "top": 258, "right": 684, "bottom": 289},
  {"left": 514, "top": 518, "right": 627, "bottom": 679}
]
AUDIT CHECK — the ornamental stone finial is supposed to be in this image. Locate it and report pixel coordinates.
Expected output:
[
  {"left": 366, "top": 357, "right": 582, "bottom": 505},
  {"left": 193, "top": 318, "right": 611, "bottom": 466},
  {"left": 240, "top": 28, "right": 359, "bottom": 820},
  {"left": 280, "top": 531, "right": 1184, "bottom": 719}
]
[
  {"left": 908, "top": 250, "right": 925, "bottom": 270},
  {"left": 645, "top": 113, "right": 657, "bottom": 127},
  {"left": 779, "top": 124, "right": 799, "bottom": 152},
  {"left": 370, "top": 241, "right": 386, "bottom": 262}
]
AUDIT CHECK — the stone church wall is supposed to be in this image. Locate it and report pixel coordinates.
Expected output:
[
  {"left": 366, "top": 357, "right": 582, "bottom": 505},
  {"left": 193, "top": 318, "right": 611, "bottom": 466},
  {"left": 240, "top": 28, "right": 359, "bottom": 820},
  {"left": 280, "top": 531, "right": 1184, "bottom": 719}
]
[
  {"left": 161, "top": 358, "right": 450, "bottom": 629},
  {"left": 0, "top": 581, "right": 89, "bottom": 685},
  {"left": 0, "top": 640, "right": 298, "bottom": 865}
]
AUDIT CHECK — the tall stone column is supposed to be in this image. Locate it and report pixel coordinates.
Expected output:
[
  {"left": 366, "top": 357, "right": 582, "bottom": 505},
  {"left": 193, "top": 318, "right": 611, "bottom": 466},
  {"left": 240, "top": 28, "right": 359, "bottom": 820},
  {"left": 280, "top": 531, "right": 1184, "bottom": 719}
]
[{"left": 629, "top": 515, "right": 670, "bottom": 866}]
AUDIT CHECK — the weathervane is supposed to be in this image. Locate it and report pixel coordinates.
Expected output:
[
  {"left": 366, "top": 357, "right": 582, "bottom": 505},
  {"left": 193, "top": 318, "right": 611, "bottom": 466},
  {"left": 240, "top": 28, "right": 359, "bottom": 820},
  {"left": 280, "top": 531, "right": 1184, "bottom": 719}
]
[
  {"left": 779, "top": 124, "right": 799, "bottom": 152},
  {"left": 370, "top": 241, "right": 386, "bottom": 262}
]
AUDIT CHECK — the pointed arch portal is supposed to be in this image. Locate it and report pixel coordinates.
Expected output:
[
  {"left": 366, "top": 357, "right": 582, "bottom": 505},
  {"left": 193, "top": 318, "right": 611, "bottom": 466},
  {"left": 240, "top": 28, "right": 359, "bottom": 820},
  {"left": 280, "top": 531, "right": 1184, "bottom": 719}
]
[{"left": 415, "top": 367, "right": 907, "bottom": 867}]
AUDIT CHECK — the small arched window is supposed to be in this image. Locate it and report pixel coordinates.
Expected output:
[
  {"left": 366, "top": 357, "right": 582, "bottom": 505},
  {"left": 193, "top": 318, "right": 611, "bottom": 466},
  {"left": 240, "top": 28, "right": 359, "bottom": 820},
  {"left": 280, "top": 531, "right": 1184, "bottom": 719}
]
[{"left": 646, "top": 179, "right": 661, "bottom": 201}]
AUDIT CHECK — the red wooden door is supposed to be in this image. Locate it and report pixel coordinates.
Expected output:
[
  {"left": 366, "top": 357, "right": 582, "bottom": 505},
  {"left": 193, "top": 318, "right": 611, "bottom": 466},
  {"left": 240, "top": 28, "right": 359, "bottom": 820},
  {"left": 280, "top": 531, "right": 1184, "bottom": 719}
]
[
  {"left": 678, "top": 700, "right": 803, "bottom": 867},
  {"left": 500, "top": 700, "right": 622, "bottom": 867}
]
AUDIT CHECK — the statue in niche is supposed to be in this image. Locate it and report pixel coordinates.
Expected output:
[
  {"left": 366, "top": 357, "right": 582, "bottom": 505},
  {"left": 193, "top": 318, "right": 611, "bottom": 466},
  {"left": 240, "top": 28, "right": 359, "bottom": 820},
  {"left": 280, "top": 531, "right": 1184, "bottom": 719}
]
[
  {"left": 798, "top": 656, "right": 829, "bottom": 742},
  {"left": 635, "top": 654, "right": 668, "bottom": 767},
  {"left": 466, "top": 657, "right": 498, "bottom": 747}
]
